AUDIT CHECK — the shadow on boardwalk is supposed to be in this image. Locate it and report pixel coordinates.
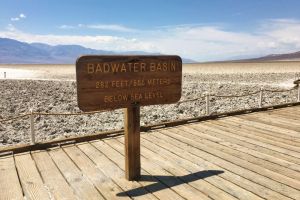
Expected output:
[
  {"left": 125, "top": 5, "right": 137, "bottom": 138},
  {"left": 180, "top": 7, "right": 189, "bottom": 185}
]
[{"left": 117, "top": 170, "right": 224, "bottom": 197}]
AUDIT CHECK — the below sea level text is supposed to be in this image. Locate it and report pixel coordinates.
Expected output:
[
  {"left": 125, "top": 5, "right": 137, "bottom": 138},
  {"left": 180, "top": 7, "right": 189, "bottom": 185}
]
[{"left": 104, "top": 92, "right": 164, "bottom": 103}]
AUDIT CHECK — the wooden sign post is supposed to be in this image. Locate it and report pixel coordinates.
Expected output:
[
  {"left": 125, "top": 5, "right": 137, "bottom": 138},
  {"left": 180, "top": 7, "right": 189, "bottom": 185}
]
[
  {"left": 76, "top": 55, "right": 182, "bottom": 180},
  {"left": 124, "top": 103, "right": 140, "bottom": 180}
]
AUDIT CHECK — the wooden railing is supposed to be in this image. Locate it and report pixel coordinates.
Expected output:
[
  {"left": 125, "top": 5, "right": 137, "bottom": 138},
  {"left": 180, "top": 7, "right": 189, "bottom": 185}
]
[{"left": 1, "top": 86, "right": 299, "bottom": 145}]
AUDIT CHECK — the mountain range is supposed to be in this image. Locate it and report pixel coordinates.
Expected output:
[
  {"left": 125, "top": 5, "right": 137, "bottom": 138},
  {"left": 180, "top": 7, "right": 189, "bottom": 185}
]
[
  {"left": 0, "top": 38, "right": 196, "bottom": 64},
  {"left": 1, "top": 37, "right": 300, "bottom": 64}
]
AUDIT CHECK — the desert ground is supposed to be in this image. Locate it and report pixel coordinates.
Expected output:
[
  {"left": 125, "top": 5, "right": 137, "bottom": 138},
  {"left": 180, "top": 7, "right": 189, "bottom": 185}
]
[{"left": 0, "top": 62, "right": 300, "bottom": 146}]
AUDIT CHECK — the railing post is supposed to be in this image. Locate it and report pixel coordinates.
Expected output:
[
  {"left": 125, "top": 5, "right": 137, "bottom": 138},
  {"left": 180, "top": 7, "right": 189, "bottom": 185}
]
[
  {"left": 4, "top": 72, "right": 6, "bottom": 78},
  {"left": 206, "top": 92, "right": 210, "bottom": 115},
  {"left": 30, "top": 109, "right": 35, "bottom": 144},
  {"left": 297, "top": 84, "right": 300, "bottom": 102},
  {"left": 259, "top": 88, "right": 263, "bottom": 108}
]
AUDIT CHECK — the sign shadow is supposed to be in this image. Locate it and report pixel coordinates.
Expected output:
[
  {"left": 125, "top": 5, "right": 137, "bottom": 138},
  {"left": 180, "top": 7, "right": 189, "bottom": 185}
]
[{"left": 117, "top": 170, "right": 224, "bottom": 197}]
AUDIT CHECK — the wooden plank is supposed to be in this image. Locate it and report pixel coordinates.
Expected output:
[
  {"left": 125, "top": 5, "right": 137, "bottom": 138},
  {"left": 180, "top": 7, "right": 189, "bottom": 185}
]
[
  {"left": 14, "top": 153, "right": 51, "bottom": 200},
  {"left": 95, "top": 139, "right": 212, "bottom": 200},
  {"left": 277, "top": 112, "right": 300, "bottom": 120},
  {"left": 208, "top": 120, "right": 300, "bottom": 154},
  {"left": 159, "top": 128, "right": 300, "bottom": 199},
  {"left": 180, "top": 124, "right": 300, "bottom": 173},
  {"left": 278, "top": 105, "right": 300, "bottom": 112},
  {"left": 124, "top": 104, "right": 141, "bottom": 180},
  {"left": 31, "top": 151, "right": 77, "bottom": 200},
  {"left": 100, "top": 138, "right": 186, "bottom": 200},
  {"left": 273, "top": 112, "right": 300, "bottom": 120},
  {"left": 114, "top": 137, "right": 263, "bottom": 200},
  {"left": 260, "top": 111, "right": 300, "bottom": 125},
  {"left": 224, "top": 117, "right": 300, "bottom": 143},
  {"left": 197, "top": 121, "right": 300, "bottom": 166},
  {"left": 278, "top": 107, "right": 299, "bottom": 115},
  {"left": 176, "top": 125, "right": 300, "bottom": 181},
  {"left": 142, "top": 130, "right": 291, "bottom": 200},
  {"left": 77, "top": 142, "right": 159, "bottom": 200},
  {"left": 215, "top": 118, "right": 300, "bottom": 146},
  {"left": 230, "top": 116, "right": 300, "bottom": 139},
  {"left": 275, "top": 106, "right": 300, "bottom": 111},
  {"left": 103, "top": 138, "right": 217, "bottom": 200},
  {"left": 248, "top": 114, "right": 300, "bottom": 131},
  {"left": 63, "top": 145, "right": 131, "bottom": 200},
  {"left": 239, "top": 113, "right": 300, "bottom": 132},
  {"left": 138, "top": 136, "right": 264, "bottom": 200},
  {"left": 0, "top": 155, "right": 23, "bottom": 200},
  {"left": 193, "top": 122, "right": 300, "bottom": 165},
  {"left": 270, "top": 111, "right": 300, "bottom": 121},
  {"left": 48, "top": 147, "right": 105, "bottom": 200},
  {"left": 76, "top": 55, "right": 182, "bottom": 111},
  {"left": 234, "top": 112, "right": 300, "bottom": 132},
  {"left": 205, "top": 121, "right": 300, "bottom": 160}
]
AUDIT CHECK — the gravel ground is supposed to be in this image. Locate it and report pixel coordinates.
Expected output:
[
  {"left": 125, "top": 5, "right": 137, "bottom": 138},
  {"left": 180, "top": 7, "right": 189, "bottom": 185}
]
[{"left": 0, "top": 72, "right": 298, "bottom": 146}]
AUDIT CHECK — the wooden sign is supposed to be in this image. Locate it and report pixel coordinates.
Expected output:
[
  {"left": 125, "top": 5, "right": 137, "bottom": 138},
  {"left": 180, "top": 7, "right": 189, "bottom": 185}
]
[
  {"left": 76, "top": 55, "right": 182, "bottom": 111},
  {"left": 76, "top": 55, "right": 182, "bottom": 181}
]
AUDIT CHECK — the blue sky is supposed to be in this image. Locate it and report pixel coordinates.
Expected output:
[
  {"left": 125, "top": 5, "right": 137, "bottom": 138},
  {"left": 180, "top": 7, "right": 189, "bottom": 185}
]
[{"left": 1, "top": 0, "right": 300, "bottom": 61}]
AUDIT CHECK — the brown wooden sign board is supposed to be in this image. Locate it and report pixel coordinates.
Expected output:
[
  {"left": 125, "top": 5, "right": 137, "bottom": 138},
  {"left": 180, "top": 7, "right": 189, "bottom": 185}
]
[
  {"left": 76, "top": 55, "right": 182, "bottom": 181},
  {"left": 76, "top": 55, "right": 182, "bottom": 111}
]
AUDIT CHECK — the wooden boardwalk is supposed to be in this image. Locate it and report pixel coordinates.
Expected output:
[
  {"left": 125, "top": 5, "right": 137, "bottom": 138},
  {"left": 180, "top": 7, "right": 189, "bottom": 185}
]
[{"left": 0, "top": 106, "right": 300, "bottom": 200}]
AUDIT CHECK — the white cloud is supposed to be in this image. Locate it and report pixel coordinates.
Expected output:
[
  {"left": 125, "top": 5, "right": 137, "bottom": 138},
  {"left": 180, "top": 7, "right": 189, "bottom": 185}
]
[
  {"left": 86, "top": 24, "right": 136, "bottom": 32},
  {"left": 142, "top": 19, "right": 300, "bottom": 60},
  {"left": 19, "top": 13, "right": 26, "bottom": 18},
  {"left": 2, "top": 19, "right": 300, "bottom": 61},
  {"left": 59, "top": 23, "right": 136, "bottom": 32},
  {"left": 11, "top": 17, "right": 20, "bottom": 21},
  {"left": 59, "top": 25, "right": 75, "bottom": 29},
  {"left": 10, "top": 13, "right": 26, "bottom": 22},
  {"left": 261, "top": 19, "right": 300, "bottom": 49}
]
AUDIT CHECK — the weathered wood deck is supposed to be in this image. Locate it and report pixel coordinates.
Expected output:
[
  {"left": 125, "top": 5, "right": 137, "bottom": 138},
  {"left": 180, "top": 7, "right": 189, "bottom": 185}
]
[{"left": 0, "top": 106, "right": 300, "bottom": 200}]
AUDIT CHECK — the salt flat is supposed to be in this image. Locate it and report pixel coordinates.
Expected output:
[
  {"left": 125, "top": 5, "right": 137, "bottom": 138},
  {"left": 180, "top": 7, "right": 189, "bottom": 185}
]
[
  {"left": 184, "top": 61, "right": 300, "bottom": 74},
  {"left": 1, "top": 62, "right": 300, "bottom": 80}
]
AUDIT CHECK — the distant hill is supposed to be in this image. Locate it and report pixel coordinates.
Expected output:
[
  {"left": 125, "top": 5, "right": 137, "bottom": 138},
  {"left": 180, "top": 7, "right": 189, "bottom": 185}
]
[
  {"left": 249, "top": 51, "right": 300, "bottom": 61},
  {"left": 0, "top": 38, "right": 196, "bottom": 64},
  {"left": 234, "top": 51, "right": 300, "bottom": 62}
]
